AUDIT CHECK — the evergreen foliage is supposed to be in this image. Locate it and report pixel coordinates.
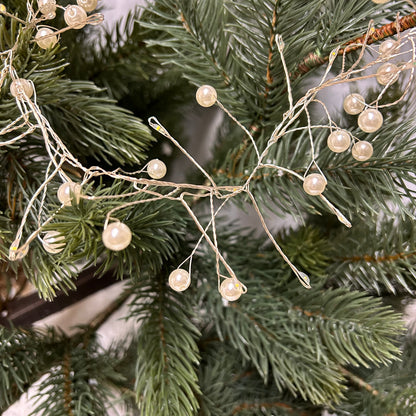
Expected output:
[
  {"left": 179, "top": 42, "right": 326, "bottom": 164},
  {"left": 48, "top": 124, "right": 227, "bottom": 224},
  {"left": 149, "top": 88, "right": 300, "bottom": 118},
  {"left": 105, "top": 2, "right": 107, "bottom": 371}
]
[{"left": 1, "top": 0, "right": 416, "bottom": 415}]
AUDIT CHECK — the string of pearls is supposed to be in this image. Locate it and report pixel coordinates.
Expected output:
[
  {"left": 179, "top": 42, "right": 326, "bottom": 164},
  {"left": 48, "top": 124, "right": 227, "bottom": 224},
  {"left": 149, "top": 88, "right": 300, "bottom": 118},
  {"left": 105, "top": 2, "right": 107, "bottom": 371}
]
[{"left": 1, "top": 4, "right": 415, "bottom": 302}]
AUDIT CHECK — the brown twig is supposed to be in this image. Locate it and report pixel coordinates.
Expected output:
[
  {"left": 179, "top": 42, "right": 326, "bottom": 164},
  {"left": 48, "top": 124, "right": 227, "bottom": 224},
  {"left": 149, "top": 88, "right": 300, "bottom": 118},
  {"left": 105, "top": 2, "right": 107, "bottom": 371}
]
[
  {"left": 342, "top": 250, "right": 416, "bottom": 263},
  {"left": 232, "top": 401, "right": 313, "bottom": 415},
  {"left": 63, "top": 352, "right": 75, "bottom": 416},
  {"left": 340, "top": 367, "right": 379, "bottom": 396},
  {"left": 294, "top": 12, "right": 416, "bottom": 78}
]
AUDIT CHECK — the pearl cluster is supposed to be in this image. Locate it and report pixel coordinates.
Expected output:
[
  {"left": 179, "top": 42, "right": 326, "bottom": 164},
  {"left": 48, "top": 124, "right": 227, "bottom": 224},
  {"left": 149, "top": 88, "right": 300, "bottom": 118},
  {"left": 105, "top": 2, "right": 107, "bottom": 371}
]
[
  {"left": 168, "top": 267, "right": 245, "bottom": 303},
  {"left": 9, "top": 1, "right": 102, "bottom": 103},
  {"left": 314, "top": 36, "right": 400, "bottom": 198},
  {"left": 342, "top": 93, "right": 377, "bottom": 162},
  {"left": 34, "top": 0, "right": 100, "bottom": 51}
]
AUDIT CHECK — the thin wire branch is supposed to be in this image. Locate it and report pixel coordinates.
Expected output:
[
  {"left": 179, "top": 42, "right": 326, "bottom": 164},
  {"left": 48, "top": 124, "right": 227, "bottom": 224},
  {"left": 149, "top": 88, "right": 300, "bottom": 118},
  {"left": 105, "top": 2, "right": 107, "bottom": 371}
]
[{"left": 1, "top": 2, "right": 415, "bottom": 298}]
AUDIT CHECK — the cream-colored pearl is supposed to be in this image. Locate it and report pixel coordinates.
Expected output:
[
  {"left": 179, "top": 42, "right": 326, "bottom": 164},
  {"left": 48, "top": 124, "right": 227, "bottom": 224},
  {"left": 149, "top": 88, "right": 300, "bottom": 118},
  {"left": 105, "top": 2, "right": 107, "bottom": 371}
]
[
  {"left": 327, "top": 130, "right": 351, "bottom": 153},
  {"left": 372, "top": 0, "right": 389, "bottom": 3},
  {"left": 37, "top": 0, "right": 56, "bottom": 15},
  {"left": 35, "top": 27, "right": 58, "bottom": 50},
  {"left": 147, "top": 159, "right": 167, "bottom": 179},
  {"left": 168, "top": 269, "right": 191, "bottom": 292},
  {"left": 358, "top": 109, "right": 383, "bottom": 133},
  {"left": 77, "top": 0, "right": 98, "bottom": 12},
  {"left": 379, "top": 39, "right": 399, "bottom": 56},
  {"left": 219, "top": 278, "right": 243, "bottom": 301},
  {"left": 376, "top": 62, "right": 399, "bottom": 86},
  {"left": 10, "top": 78, "right": 33, "bottom": 100},
  {"left": 102, "top": 222, "right": 132, "bottom": 251},
  {"left": 303, "top": 174, "right": 326, "bottom": 196},
  {"left": 64, "top": 5, "right": 88, "bottom": 29},
  {"left": 57, "top": 182, "right": 82, "bottom": 206},
  {"left": 196, "top": 85, "right": 217, "bottom": 107},
  {"left": 352, "top": 141, "right": 373, "bottom": 161},
  {"left": 43, "top": 231, "right": 65, "bottom": 254},
  {"left": 343, "top": 93, "right": 365, "bottom": 115}
]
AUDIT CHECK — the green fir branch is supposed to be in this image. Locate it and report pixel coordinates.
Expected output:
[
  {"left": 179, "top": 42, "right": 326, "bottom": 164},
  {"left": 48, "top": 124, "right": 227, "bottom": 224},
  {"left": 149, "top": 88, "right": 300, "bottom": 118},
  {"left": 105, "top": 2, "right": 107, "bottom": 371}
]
[
  {"left": 30, "top": 334, "right": 124, "bottom": 416},
  {"left": 0, "top": 327, "right": 46, "bottom": 411},
  {"left": 196, "top": 229, "right": 404, "bottom": 405},
  {"left": 128, "top": 272, "right": 201, "bottom": 416},
  {"left": 329, "top": 213, "right": 416, "bottom": 295}
]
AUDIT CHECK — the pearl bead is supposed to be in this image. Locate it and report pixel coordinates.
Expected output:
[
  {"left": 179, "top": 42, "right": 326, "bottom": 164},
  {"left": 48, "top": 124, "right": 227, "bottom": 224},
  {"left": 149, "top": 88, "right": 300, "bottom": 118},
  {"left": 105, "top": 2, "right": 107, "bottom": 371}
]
[
  {"left": 196, "top": 85, "right": 217, "bottom": 107},
  {"left": 168, "top": 269, "right": 191, "bottom": 292},
  {"left": 219, "top": 278, "right": 243, "bottom": 301},
  {"left": 343, "top": 93, "right": 365, "bottom": 115},
  {"left": 147, "top": 159, "right": 167, "bottom": 180},
  {"left": 37, "top": 0, "right": 56, "bottom": 15},
  {"left": 327, "top": 130, "right": 351, "bottom": 153},
  {"left": 77, "top": 0, "right": 98, "bottom": 12},
  {"left": 10, "top": 78, "right": 33, "bottom": 100},
  {"left": 379, "top": 39, "right": 399, "bottom": 56},
  {"left": 35, "top": 27, "right": 58, "bottom": 50},
  {"left": 352, "top": 141, "right": 373, "bottom": 161},
  {"left": 43, "top": 231, "right": 65, "bottom": 254},
  {"left": 372, "top": 0, "right": 389, "bottom": 3},
  {"left": 376, "top": 63, "right": 399, "bottom": 86},
  {"left": 64, "top": 5, "right": 88, "bottom": 29},
  {"left": 57, "top": 182, "right": 81, "bottom": 206},
  {"left": 358, "top": 109, "right": 383, "bottom": 133},
  {"left": 303, "top": 174, "right": 326, "bottom": 196},
  {"left": 102, "top": 222, "right": 132, "bottom": 251}
]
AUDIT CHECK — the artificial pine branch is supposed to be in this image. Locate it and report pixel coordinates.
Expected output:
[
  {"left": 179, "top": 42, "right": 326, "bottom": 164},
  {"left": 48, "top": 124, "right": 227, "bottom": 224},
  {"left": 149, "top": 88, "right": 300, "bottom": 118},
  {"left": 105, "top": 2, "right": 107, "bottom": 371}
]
[
  {"left": 295, "top": 10, "right": 416, "bottom": 78},
  {"left": 128, "top": 271, "right": 201, "bottom": 416},
  {"left": 329, "top": 214, "right": 416, "bottom": 294}
]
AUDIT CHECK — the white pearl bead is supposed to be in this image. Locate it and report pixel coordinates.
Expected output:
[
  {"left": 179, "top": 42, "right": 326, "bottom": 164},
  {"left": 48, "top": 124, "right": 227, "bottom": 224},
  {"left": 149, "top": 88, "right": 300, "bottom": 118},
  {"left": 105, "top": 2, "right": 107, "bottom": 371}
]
[
  {"left": 64, "top": 5, "right": 88, "bottom": 29},
  {"left": 303, "top": 174, "right": 327, "bottom": 196},
  {"left": 352, "top": 141, "right": 373, "bottom": 161},
  {"left": 168, "top": 269, "right": 191, "bottom": 292},
  {"left": 196, "top": 85, "right": 217, "bottom": 107},
  {"left": 219, "top": 278, "right": 243, "bottom": 301},
  {"left": 43, "top": 231, "right": 65, "bottom": 254},
  {"left": 77, "top": 0, "right": 98, "bottom": 12},
  {"left": 102, "top": 222, "right": 132, "bottom": 251},
  {"left": 327, "top": 130, "right": 351, "bottom": 153},
  {"left": 37, "top": 0, "right": 56, "bottom": 15},
  {"left": 343, "top": 93, "right": 365, "bottom": 115},
  {"left": 10, "top": 79, "right": 33, "bottom": 100},
  {"left": 147, "top": 159, "right": 167, "bottom": 179},
  {"left": 57, "top": 182, "right": 81, "bottom": 206},
  {"left": 379, "top": 39, "right": 399, "bottom": 56},
  {"left": 35, "top": 27, "right": 58, "bottom": 49},
  {"left": 358, "top": 109, "right": 383, "bottom": 133},
  {"left": 376, "top": 62, "right": 399, "bottom": 86}
]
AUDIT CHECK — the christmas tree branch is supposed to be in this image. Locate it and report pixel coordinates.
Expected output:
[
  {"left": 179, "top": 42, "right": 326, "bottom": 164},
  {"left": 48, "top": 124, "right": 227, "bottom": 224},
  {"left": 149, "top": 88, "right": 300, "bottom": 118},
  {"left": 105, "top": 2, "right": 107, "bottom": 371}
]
[
  {"left": 179, "top": 11, "right": 231, "bottom": 86},
  {"left": 295, "top": 12, "right": 416, "bottom": 78}
]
